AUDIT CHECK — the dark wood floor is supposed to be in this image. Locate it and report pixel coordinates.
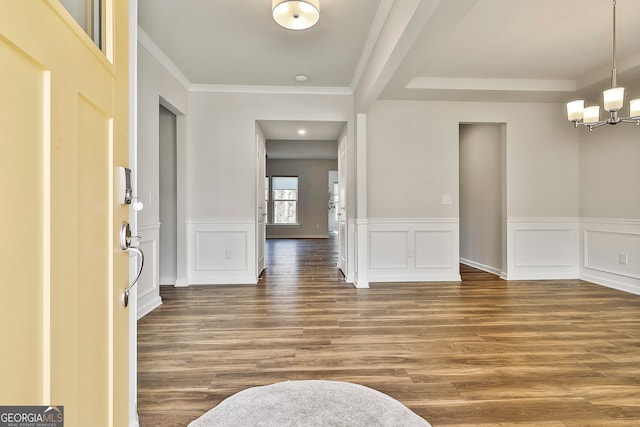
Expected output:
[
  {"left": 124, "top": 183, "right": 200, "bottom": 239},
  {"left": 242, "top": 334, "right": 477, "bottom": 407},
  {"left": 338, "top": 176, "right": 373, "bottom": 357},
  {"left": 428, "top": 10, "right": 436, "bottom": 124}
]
[{"left": 138, "top": 237, "right": 640, "bottom": 426}]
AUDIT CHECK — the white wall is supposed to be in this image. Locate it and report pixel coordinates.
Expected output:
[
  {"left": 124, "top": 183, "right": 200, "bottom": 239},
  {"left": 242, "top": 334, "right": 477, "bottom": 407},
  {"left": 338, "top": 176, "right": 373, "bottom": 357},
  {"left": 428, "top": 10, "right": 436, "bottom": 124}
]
[
  {"left": 578, "top": 79, "right": 640, "bottom": 294},
  {"left": 266, "top": 159, "right": 338, "bottom": 238},
  {"left": 188, "top": 92, "right": 353, "bottom": 219},
  {"left": 366, "top": 100, "right": 580, "bottom": 281},
  {"left": 137, "top": 37, "right": 188, "bottom": 313},
  {"left": 459, "top": 123, "right": 503, "bottom": 275},
  {"left": 186, "top": 92, "right": 354, "bottom": 284},
  {"left": 137, "top": 29, "right": 638, "bottom": 294}
]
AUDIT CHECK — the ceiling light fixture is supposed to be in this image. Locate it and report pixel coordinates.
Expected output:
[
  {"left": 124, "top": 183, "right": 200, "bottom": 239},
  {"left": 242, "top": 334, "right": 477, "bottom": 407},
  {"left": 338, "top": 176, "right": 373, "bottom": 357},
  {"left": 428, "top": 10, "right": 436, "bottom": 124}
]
[
  {"left": 294, "top": 74, "right": 309, "bottom": 83},
  {"left": 566, "top": 0, "right": 640, "bottom": 131},
  {"left": 272, "top": 0, "right": 319, "bottom": 31},
  {"left": 297, "top": 129, "right": 307, "bottom": 135}
]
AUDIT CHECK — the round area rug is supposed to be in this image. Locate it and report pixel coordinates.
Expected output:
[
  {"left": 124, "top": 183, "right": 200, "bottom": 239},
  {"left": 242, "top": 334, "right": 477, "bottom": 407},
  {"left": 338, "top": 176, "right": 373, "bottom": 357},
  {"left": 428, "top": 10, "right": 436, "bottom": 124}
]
[{"left": 188, "top": 380, "right": 431, "bottom": 427}]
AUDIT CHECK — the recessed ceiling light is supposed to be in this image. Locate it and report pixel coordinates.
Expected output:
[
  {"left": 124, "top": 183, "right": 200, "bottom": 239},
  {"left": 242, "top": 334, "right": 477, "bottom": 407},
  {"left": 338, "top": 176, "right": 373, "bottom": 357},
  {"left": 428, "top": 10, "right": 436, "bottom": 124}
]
[
  {"left": 294, "top": 74, "right": 309, "bottom": 83},
  {"left": 298, "top": 129, "right": 307, "bottom": 135}
]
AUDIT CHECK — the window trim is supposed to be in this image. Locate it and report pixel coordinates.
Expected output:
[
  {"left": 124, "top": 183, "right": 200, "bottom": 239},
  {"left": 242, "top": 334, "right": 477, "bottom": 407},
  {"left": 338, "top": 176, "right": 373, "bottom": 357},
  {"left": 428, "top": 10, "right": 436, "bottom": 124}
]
[{"left": 270, "top": 176, "right": 299, "bottom": 225}]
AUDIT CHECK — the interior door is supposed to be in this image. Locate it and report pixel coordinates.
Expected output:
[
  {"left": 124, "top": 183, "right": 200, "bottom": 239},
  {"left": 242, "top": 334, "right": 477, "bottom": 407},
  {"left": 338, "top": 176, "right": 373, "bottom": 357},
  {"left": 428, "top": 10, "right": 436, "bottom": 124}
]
[
  {"left": 338, "top": 137, "right": 347, "bottom": 273},
  {"left": 256, "top": 132, "right": 267, "bottom": 276},
  {"left": 0, "top": 1, "right": 130, "bottom": 425}
]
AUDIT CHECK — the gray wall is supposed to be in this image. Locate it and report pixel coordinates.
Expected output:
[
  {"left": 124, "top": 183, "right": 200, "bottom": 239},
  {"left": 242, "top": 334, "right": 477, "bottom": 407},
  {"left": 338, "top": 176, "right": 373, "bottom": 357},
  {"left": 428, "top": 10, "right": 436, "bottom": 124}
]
[
  {"left": 366, "top": 100, "right": 580, "bottom": 219},
  {"left": 267, "top": 159, "right": 338, "bottom": 238},
  {"left": 159, "top": 105, "right": 177, "bottom": 283},
  {"left": 579, "top": 79, "right": 640, "bottom": 219},
  {"left": 459, "top": 124, "right": 503, "bottom": 272}
]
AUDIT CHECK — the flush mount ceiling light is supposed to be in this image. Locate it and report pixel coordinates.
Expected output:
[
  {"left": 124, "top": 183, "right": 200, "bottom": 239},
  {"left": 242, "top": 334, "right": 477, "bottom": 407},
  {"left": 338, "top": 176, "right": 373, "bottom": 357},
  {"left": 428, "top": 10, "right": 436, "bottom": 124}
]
[
  {"left": 272, "top": 0, "right": 319, "bottom": 31},
  {"left": 297, "top": 129, "right": 307, "bottom": 135},
  {"left": 566, "top": 0, "right": 640, "bottom": 131},
  {"left": 294, "top": 74, "right": 309, "bottom": 82}
]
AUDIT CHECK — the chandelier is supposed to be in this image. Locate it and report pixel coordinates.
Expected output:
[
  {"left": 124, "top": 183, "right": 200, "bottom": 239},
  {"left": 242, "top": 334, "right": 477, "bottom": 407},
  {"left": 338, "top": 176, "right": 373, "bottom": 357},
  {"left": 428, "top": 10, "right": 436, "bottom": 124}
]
[{"left": 566, "top": 0, "right": 640, "bottom": 131}]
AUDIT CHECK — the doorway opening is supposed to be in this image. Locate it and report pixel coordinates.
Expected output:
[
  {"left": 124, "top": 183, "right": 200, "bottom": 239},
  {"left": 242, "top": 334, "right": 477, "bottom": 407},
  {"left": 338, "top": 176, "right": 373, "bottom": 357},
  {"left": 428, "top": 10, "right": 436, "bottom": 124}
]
[
  {"left": 459, "top": 123, "right": 506, "bottom": 279},
  {"left": 256, "top": 120, "right": 348, "bottom": 281},
  {"left": 159, "top": 104, "right": 177, "bottom": 285}
]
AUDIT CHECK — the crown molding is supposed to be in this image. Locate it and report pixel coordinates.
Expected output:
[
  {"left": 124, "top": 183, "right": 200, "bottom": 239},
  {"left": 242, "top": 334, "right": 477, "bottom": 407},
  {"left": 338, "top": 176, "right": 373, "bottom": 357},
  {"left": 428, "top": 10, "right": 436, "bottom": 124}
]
[
  {"left": 407, "top": 77, "right": 576, "bottom": 92},
  {"left": 137, "top": 26, "right": 192, "bottom": 90},
  {"left": 190, "top": 84, "right": 352, "bottom": 95},
  {"left": 137, "top": 28, "right": 353, "bottom": 96}
]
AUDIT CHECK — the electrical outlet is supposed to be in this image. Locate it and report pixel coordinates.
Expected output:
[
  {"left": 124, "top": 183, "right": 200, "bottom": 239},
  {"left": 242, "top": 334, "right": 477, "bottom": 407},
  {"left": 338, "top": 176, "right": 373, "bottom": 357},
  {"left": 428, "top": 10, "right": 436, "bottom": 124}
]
[
  {"left": 225, "top": 250, "right": 232, "bottom": 260},
  {"left": 442, "top": 195, "right": 452, "bottom": 205},
  {"left": 618, "top": 253, "right": 628, "bottom": 265}
]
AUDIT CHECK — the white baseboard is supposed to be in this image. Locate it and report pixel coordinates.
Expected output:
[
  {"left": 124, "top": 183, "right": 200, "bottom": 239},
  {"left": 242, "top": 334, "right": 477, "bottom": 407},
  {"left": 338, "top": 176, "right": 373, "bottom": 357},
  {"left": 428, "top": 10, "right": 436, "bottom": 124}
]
[
  {"left": 267, "top": 234, "right": 329, "bottom": 239},
  {"left": 188, "top": 274, "right": 258, "bottom": 285},
  {"left": 580, "top": 272, "right": 640, "bottom": 296},
  {"left": 368, "top": 273, "right": 462, "bottom": 282},
  {"left": 137, "top": 295, "right": 162, "bottom": 320},
  {"left": 159, "top": 276, "right": 176, "bottom": 286},
  {"left": 174, "top": 277, "right": 189, "bottom": 287},
  {"left": 503, "top": 272, "right": 578, "bottom": 281},
  {"left": 460, "top": 258, "right": 502, "bottom": 276}
]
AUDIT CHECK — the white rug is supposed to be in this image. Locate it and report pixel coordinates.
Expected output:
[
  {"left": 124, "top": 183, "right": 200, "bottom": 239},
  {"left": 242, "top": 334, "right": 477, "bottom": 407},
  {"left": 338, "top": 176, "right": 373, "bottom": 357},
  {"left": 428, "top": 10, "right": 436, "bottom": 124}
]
[{"left": 188, "top": 380, "right": 431, "bottom": 427}]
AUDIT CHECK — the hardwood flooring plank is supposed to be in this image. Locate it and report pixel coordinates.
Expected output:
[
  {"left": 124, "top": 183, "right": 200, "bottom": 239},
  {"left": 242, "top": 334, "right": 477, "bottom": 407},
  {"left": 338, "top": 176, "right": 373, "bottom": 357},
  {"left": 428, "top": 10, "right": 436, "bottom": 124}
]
[{"left": 138, "top": 238, "right": 640, "bottom": 426}]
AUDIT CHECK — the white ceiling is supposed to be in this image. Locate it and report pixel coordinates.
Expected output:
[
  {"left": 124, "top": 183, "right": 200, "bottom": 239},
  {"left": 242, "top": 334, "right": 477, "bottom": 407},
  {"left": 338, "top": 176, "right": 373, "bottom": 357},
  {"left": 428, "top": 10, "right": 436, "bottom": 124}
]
[
  {"left": 138, "top": 0, "right": 381, "bottom": 88},
  {"left": 138, "top": 0, "right": 640, "bottom": 138},
  {"left": 257, "top": 120, "right": 345, "bottom": 140}
]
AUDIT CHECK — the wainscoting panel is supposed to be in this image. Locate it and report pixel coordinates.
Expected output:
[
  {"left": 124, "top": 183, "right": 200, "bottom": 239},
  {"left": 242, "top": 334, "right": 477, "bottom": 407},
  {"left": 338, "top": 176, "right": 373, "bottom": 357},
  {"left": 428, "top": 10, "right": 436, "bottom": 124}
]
[
  {"left": 188, "top": 220, "right": 256, "bottom": 285},
  {"left": 195, "top": 231, "right": 247, "bottom": 271},
  {"left": 506, "top": 218, "right": 579, "bottom": 280},
  {"left": 369, "top": 231, "right": 408, "bottom": 269},
  {"left": 581, "top": 218, "right": 640, "bottom": 295},
  {"left": 414, "top": 230, "right": 454, "bottom": 269},
  {"left": 137, "top": 223, "right": 162, "bottom": 319},
  {"left": 368, "top": 219, "right": 460, "bottom": 282}
]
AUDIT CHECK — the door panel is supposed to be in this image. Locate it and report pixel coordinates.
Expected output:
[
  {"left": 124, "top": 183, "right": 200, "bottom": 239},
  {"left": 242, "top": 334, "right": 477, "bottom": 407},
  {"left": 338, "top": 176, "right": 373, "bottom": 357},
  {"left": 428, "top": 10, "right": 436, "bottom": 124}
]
[
  {"left": 338, "top": 139, "right": 347, "bottom": 273},
  {"left": 0, "top": 1, "right": 129, "bottom": 425},
  {"left": 256, "top": 133, "right": 266, "bottom": 275},
  {"left": 77, "top": 98, "right": 110, "bottom": 422},
  {"left": 0, "top": 31, "right": 46, "bottom": 402}
]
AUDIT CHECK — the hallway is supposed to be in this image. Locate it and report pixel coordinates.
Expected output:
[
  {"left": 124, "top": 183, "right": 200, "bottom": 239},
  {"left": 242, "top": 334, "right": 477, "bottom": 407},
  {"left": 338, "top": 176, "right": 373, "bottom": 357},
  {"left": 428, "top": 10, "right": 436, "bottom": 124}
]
[{"left": 137, "top": 238, "right": 640, "bottom": 426}]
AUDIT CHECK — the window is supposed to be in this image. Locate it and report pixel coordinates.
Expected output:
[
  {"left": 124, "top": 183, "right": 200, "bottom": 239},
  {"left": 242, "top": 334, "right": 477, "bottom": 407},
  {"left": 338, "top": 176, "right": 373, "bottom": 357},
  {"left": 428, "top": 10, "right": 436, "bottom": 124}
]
[
  {"left": 60, "top": 0, "right": 103, "bottom": 49},
  {"left": 272, "top": 177, "right": 298, "bottom": 224}
]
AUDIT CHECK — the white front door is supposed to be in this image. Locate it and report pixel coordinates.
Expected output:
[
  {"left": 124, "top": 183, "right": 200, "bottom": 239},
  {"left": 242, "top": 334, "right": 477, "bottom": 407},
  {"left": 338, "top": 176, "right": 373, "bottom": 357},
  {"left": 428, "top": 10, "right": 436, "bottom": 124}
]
[{"left": 0, "top": 1, "right": 130, "bottom": 425}]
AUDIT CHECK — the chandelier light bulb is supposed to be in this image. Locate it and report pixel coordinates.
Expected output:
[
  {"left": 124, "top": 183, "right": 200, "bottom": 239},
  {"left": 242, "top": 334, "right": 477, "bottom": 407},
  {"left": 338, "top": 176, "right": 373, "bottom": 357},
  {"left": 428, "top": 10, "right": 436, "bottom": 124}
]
[
  {"left": 583, "top": 106, "right": 601, "bottom": 124},
  {"left": 603, "top": 87, "right": 624, "bottom": 112},
  {"left": 630, "top": 98, "right": 640, "bottom": 118},
  {"left": 566, "top": 100, "right": 584, "bottom": 122}
]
